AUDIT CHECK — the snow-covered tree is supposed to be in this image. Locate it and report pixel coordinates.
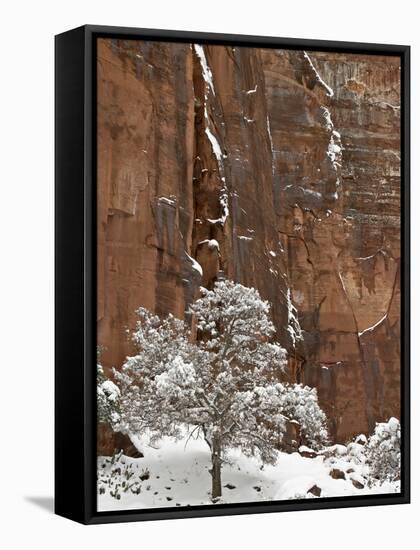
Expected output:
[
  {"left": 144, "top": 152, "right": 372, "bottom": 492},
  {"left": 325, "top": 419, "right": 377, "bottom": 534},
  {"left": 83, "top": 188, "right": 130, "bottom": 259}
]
[
  {"left": 275, "top": 383, "right": 329, "bottom": 450},
  {"left": 365, "top": 417, "right": 401, "bottom": 484},
  {"left": 115, "top": 281, "right": 328, "bottom": 500}
]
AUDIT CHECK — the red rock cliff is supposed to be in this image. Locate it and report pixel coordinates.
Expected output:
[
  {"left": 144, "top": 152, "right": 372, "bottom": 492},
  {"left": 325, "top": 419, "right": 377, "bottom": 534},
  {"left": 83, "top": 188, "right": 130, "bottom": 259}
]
[{"left": 97, "top": 39, "right": 401, "bottom": 442}]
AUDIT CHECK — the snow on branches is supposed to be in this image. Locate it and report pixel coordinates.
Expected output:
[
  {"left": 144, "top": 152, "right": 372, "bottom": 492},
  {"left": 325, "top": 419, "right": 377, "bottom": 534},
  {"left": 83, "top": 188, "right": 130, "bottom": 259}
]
[
  {"left": 114, "top": 280, "right": 329, "bottom": 499},
  {"left": 97, "top": 364, "right": 121, "bottom": 428},
  {"left": 275, "top": 384, "right": 329, "bottom": 450}
]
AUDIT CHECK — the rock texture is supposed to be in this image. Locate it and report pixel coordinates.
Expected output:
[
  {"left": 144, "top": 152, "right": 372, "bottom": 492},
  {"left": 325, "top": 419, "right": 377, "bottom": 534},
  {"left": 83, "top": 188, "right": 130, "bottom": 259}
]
[{"left": 97, "top": 39, "right": 401, "bottom": 444}]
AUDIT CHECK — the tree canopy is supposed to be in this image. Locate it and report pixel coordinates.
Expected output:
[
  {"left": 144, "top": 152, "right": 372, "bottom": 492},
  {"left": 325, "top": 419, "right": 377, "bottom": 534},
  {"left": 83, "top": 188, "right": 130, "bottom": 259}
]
[{"left": 114, "top": 280, "right": 328, "bottom": 499}]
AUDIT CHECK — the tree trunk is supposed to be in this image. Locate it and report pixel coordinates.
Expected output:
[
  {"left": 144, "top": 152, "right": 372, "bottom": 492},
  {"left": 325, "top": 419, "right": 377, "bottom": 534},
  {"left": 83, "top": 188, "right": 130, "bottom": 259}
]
[{"left": 210, "top": 436, "right": 222, "bottom": 500}]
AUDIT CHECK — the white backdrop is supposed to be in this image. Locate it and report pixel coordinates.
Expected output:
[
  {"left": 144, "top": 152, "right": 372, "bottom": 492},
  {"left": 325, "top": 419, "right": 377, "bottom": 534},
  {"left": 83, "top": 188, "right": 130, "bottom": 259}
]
[{"left": 0, "top": 0, "right": 417, "bottom": 548}]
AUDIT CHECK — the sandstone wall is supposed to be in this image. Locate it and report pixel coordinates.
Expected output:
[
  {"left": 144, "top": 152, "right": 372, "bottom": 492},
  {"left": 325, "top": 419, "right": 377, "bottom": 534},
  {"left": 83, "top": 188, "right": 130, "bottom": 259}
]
[{"left": 97, "top": 39, "right": 401, "bottom": 442}]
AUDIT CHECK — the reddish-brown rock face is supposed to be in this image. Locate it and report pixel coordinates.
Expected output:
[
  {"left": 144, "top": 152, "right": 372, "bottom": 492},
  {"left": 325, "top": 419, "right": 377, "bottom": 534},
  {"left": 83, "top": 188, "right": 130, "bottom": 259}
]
[{"left": 97, "top": 39, "right": 401, "bottom": 443}]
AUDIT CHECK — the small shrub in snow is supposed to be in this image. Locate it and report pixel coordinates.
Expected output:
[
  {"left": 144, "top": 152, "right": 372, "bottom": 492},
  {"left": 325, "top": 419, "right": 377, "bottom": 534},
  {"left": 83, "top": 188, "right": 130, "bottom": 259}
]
[
  {"left": 346, "top": 442, "right": 365, "bottom": 460},
  {"left": 276, "top": 383, "right": 329, "bottom": 450},
  {"left": 115, "top": 280, "right": 329, "bottom": 500},
  {"left": 365, "top": 417, "right": 401, "bottom": 484},
  {"left": 97, "top": 451, "right": 145, "bottom": 500}
]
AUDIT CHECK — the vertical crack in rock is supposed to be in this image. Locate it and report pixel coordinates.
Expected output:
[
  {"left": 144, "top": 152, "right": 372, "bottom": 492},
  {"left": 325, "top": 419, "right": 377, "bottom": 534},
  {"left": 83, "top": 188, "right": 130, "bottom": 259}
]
[
  {"left": 266, "top": 114, "right": 276, "bottom": 177},
  {"left": 190, "top": 44, "right": 227, "bottom": 290},
  {"left": 193, "top": 45, "right": 229, "bottom": 226}
]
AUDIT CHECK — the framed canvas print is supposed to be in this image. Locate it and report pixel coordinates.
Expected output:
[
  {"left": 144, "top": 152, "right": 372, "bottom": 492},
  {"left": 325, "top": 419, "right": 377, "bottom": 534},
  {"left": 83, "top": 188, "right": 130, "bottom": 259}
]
[{"left": 55, "top": 25, "right": 410, "bottom": 524}]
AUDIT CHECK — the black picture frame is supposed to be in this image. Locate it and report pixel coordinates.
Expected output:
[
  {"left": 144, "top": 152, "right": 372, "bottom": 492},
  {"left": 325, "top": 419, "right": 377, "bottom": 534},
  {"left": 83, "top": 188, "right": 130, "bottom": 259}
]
[{"left": 55, "top": 24, "right": 410, "bottom": 525}]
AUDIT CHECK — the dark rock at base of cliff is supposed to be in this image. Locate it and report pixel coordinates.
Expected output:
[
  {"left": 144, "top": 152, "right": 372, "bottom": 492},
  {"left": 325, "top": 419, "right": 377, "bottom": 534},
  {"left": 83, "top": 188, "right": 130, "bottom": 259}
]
[
  {"left": 329, "top": 468, "right": 346, "bottom": 480},
  {"left": 307, "top": 485, "right": 322, "bottom": 497},
  {"left": 299, "top": 446, "right": 317, "bottom": 459},
  {"left": 97, "top": 422, "right": 143, "bottom": 458},
  {"left": 351, "top": 478, "right": 365, "bottom": 490}
]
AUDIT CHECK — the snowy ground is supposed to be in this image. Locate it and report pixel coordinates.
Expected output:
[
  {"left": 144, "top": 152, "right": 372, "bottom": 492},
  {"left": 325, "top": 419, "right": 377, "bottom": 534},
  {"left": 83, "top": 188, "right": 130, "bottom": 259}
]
[{"left": 97, "top": 432, "right": 399, "bottom": 511}]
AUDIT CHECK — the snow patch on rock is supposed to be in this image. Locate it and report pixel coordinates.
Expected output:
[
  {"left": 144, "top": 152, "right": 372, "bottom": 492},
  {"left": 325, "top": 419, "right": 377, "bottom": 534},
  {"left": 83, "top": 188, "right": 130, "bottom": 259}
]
[
  {"left": 198, "top": 239, "right": 220, "bottom": 251},
  {"left": 185, "top": 252, "right": 203, "bottom": 277},
  {"left": 193, "top": 44, "right": 214, "bottom": 95},
  {"left": 303, "top": 51, "right": 334, "bottom": 97},
  {"left": 358, "top": 314, "right": 387, "bottom": 337},
  {"left": 286, "top": 288, "right": 303, "bottom": 347}
]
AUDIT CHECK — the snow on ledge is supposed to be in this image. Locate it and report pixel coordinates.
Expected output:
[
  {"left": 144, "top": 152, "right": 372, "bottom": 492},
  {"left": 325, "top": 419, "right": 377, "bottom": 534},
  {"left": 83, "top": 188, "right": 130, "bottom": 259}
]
[
  {"left": 207, "top": 188, "right": 229, "bottom": 225},
  {"left": 193, "top": 44, "right": 215, "bottom": 95},
  {"left": 205, "top": 127, "right": 223, "bottom": 163},
  {"left": 303, "top": 51, "right": 334, "bottom": 98},
  {"left": 185, "top": 252, "right": 203, "bottom": 277},
  {"left": 158, "top": 196, "right": 176, "bottom": 206},
  {"left": 198, "top": 239, "right": 220, "bottom": 250},
  {"left": 245, "top": 84, "right": 258, "bottom": 95},
  {"left": 237, "top": 235, "right": 253, "bottom": 241},
  {"left": 358, "top": 314, "right": 387, "bottom": 337}
]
